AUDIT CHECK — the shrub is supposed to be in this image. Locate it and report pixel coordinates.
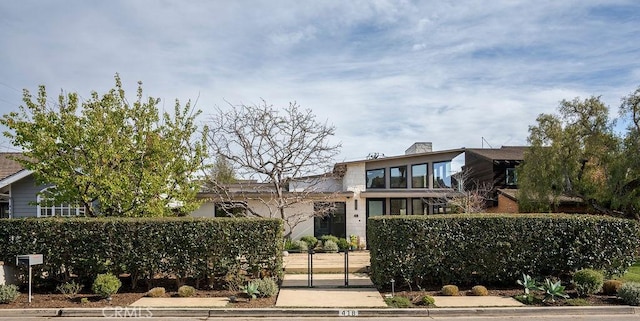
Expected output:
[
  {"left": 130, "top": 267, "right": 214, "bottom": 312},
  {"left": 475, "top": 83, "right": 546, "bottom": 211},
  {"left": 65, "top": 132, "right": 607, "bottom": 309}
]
[
  {"left": 254, "top": 278, "right": 279, "bottom": 298},
  {"left": 368, "top": 214, "right": 639, "bottom": 288},
  {"left": 603, "top": 280, "right": 624, "bottom": 295},
  {"left": 146, "top": 287, "right": 166, "bottom": 298},
  {"left": 337, "top": 238, "right": 350, "bottom": 251},
  {"left": 286, "top": 240, "right": 308, "bottom": 252},
  {"left": 384, "top": 296, "right": 412, "bottom": 308},
  {"left": 471, "top": 285, "right": 489, "bottom": 296},
  {"left": 0, "top": 217, "right": 284, "bottom": 288},
  {"left": 322, "top": 240, "right": 339, "bottom": 253},
  {"left": 572, "top": 269, "right": 604, "bottom": 296},
  {"left": 92, "top": 273, "right": 121, "bottom": 299},
  {"left": 80, "top": 297, "right": 89, "bottom": 304},
  {"left": 0, "top": 285, "right": 20, "bottom": 304},
  {"left": 320, "top": 235, "right": 339, "bottom": 245},
  {"left": 441, "top": 285, "right": 459, "bottom": 296},
  {"left": 177, "top": 285, "right": 196, "bottom": 297},
  {"left": 300, "top": 236, "right": 318, "bottom": 248},
  {"left": 56, "top": 281, "right": 83, "bottom": 299},
  {"left": 421, "top": 295, "right": 435, "bottom": 306},
  {"left": 618, "top": 282, "right": 640, "bottom": 306},
  {"left": 542, "top": 278, "right": 569, "bottom": 302}
]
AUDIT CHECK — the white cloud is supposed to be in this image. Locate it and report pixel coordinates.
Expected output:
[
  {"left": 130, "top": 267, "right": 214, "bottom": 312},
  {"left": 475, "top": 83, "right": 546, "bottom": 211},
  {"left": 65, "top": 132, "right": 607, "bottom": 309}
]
[{"left": 0, "top": 0, "right": 638, "bottom": 162}]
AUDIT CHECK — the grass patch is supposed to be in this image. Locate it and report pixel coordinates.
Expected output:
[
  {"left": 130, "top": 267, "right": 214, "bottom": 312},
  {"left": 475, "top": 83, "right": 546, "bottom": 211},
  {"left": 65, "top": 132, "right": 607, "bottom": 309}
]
[{"left": 620, "top": 262, "right": 640, "bottom": 283}]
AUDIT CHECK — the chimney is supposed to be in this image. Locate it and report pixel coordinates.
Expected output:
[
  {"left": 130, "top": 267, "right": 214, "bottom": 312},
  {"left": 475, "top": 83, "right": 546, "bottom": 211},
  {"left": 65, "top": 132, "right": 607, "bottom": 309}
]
[{"left": 405, "top": 142, "right": 433, "bottom": 155}]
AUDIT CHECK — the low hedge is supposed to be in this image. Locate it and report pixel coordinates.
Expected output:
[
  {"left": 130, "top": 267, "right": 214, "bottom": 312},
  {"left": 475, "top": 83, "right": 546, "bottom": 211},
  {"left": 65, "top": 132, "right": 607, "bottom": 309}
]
[
  {"left": 0, "top": 217, "right": 283, "bottom": 287},
  {"left": 368, "top": 214, "right": 639, "bottom": 288}
]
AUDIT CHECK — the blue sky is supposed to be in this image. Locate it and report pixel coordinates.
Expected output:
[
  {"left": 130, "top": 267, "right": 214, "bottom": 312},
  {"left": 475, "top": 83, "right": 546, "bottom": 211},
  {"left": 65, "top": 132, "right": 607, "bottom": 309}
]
[{"left": 0, "top": 0, "right": 638, "bottom": 163}]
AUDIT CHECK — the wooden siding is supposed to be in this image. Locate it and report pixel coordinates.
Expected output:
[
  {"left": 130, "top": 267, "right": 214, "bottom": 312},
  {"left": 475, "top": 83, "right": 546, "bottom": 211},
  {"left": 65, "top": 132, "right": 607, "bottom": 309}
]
[{"left": 11, "top": 175, "right": 46, "bottom": 218}]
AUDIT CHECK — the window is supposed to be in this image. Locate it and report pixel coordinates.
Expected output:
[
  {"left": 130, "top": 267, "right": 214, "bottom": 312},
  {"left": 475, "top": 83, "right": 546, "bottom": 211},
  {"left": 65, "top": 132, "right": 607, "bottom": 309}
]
[
  {"left": 411, "top": 164, "right": 428, "bottom": 188},
  {"left": 214, "top": 202, "right": 247, "bottom": 217},
  {"left": 390, "top": 198, "right": 407, "bottom": 215},
  {"left": 412, "top": 198, "right": 428, "bottom": 215},
  {"left": 390, "top": 166, "right": 407, "bottom": 188},
  {"left": 366, "top": 169, "right": 385, "bottom": 188},
  {"left": 366, "top": 199, "right": 385, "bottom": 217},
  {"left": 433, "top": 161, "right": 452, "bottom": 188},
  {"left": 506, "top": 168, "right": 517, "bottom": 185},
  {"left": 37, "top": 188, "right": 85, "bottom": 218}
]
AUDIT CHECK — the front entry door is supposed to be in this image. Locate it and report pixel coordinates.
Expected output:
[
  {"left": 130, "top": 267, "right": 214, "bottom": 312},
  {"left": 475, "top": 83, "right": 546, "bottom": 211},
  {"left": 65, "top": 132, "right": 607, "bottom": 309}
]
[{"left": 313, "top": 202, "right": 346, "bottom": 238}]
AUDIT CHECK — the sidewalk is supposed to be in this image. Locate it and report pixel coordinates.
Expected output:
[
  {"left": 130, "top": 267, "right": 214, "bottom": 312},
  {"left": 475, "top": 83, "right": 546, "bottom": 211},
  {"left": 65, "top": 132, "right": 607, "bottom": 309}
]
[{"left": 283, "top": 251, "right": 370, "bottom": 273}]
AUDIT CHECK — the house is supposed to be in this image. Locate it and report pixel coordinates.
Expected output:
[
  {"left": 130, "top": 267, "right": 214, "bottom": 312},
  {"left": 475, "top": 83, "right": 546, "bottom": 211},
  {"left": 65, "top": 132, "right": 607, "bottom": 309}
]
[
  {"left": 462, "top": 146, "right": 527, "bottom": 211},
  {"left": 0, "top": 153, "right": 72, "bottom": 219},
  {"left": 463, "top": 146, "right": 587, "bottom": 213},
  {"left": 192, "top": 142, "right": 465, "bottom": 242}
]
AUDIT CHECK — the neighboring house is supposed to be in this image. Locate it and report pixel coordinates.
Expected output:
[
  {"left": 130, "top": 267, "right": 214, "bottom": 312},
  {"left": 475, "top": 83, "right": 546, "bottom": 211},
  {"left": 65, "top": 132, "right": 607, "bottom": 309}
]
[
  {"left": 193, "top": 142, "right": 465, "bottom": 243},
  {"left": 0, "top": 153, "right": 82, "bottom": 219},
  {"left": 463, "top": 146, "right": 527, "bottom": 210},
  {"left": 463, "top": 146, "right": 587, "bottom": 213}
]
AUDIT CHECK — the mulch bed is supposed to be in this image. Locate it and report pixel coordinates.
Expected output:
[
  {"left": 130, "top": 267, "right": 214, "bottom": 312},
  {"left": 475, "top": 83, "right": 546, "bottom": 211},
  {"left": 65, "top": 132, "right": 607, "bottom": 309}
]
[
  {"left": 1, "top": 289, "right": 276, "bottom": 309},
  {"left": 383, "top": 287, "right": 624, "bottom": 307}
]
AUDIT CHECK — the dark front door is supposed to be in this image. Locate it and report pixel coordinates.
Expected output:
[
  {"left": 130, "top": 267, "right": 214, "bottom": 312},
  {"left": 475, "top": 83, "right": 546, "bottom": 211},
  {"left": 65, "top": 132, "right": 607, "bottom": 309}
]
[
  {"left": 0, "top": 202, "right": 8, "bottom": 218},
  {"left": 313, "top": 202, "right": 346, "bottom": 238}
]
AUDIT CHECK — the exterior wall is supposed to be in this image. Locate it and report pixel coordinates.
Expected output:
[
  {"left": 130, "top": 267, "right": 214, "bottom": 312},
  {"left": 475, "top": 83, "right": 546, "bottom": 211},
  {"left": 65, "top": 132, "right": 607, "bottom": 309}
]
[
  {"left": 0, "top": 261, "right": 17, "bottom": 286},
  {"left": 191, "top": 199, "right": 314, "bottom": 240},
  {"left": 342, "top": 162, "right": 367, "bottom": 243},
  {"left": 491, "top": 194, "right": 519, "bottom": 213},
  {"left": 11, "top": 175, "right": 44, "bottom": 218}
]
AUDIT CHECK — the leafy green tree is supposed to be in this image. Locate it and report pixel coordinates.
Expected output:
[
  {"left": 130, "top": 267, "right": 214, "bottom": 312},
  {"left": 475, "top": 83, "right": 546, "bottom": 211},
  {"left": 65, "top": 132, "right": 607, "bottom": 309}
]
[
  {"left": 518, "top": 88, "right": 640, "bottom": 219},
  {"left": 0, "top": 74, "right": 207, "bottom": 217}
]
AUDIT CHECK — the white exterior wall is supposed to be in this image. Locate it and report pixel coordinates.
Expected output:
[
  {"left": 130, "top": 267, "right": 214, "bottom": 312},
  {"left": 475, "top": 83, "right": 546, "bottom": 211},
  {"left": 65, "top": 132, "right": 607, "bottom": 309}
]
[
  {"left": 342, "top": 162, "right": 367, "bottom": 243},
  {"left": 0, "top": 262, "right": 17, "bottom": 286},
  {"left": 191, "top": 200, "right": 314, "bottom": 240}
]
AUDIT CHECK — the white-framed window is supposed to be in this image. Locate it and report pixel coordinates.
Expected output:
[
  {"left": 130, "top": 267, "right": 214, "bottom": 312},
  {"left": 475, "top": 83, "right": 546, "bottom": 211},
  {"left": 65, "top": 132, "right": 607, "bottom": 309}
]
[
  {"left": 36, "top": 188, "right": 85, "bottom": 218},
  {"left": 506, "top": 168, "right": 517, "bottom": 186}
]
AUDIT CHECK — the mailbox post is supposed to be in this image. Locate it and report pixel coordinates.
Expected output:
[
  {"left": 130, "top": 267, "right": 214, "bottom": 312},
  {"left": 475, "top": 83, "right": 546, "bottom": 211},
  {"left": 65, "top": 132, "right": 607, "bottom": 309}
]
[{"left": 16, "top": 254, "right": 43, "bottom": 303}]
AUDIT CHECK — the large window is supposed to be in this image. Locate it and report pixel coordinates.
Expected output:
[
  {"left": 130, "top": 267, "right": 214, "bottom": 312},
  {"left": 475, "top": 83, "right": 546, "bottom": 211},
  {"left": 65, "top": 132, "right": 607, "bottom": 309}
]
[
  {"left": 390, "top": 166, "right": 407, "bottom": 188},
  {"left": 506, "top": 168, "right": 517, "bottom": 186},
  {"left": 37, "top": 188, "right": 85, "bottom": 218},
  {"left": 366, "top": 199, "right": 385, "bottom": 217},
  {"left": 433, "top": 161, "right": 452, "bottom": 188},
  {"left": 390, "top": 198, "right": 407, "bottom": 215},
  {"left": 412, "top": 198, "right": 428, "bottom": 215},
  {"left": 366, "top": 169, "right": 385, "bottom": 188},
  {"left": 411, "top": 164, "right": 428, "bottom": 188}
]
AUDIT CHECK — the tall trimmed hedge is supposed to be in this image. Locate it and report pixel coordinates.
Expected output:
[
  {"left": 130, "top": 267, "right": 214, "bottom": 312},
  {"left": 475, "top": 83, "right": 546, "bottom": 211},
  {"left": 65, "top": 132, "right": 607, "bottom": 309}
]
[
  {"left": 368, "top": 214, "right": 639, "bottom": 288},
  {"left": 0, "top": 217, "right": 283, "bottom": 287}
]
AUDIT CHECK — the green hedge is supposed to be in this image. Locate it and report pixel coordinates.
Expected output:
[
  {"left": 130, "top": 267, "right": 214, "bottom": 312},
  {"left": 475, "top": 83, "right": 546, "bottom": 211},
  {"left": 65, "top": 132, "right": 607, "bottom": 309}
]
[
  {"left": 0, "top": 217, "right": 283, "bottom": 287},
  {"left": 368, "top": 214, "right": 639, "bottom": 288}
]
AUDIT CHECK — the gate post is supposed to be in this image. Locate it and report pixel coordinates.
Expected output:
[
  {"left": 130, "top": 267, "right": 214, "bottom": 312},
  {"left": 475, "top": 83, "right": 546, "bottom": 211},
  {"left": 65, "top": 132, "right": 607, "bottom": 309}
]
[
  {"left": 307, "top": 248, "right": 314, "bottom": 287},
  {"left": 344, "top": 247, "right": 349, "bottom": 286}
]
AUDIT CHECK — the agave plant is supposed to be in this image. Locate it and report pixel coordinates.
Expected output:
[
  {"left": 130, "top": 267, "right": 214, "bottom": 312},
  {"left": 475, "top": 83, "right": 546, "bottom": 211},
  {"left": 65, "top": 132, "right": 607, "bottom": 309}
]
[
  {"left": 542, "top": 278, "right": 569, "bottom": 302},
  {"left": 516, "top": 273, "right": 541, "bottom": 295},
  {"left": 241, "top": 281, "right": 260, "bottom": 300}
]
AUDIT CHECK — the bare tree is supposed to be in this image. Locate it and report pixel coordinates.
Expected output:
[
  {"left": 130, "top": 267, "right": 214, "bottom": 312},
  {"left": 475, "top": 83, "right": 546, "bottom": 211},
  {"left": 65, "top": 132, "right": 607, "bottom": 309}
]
[
  {"left": 205, "top": 100, "right": 342, "bottom": 238},
  {"left": 427, "top": 168, "right": 494, "bottom": 213}
]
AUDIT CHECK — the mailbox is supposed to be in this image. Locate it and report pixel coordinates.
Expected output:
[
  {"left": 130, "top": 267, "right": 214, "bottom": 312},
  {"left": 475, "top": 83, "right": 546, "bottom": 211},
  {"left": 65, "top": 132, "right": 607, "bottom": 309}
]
[{"left": 16, "top": 254, "right": 43, "bottom": 266}]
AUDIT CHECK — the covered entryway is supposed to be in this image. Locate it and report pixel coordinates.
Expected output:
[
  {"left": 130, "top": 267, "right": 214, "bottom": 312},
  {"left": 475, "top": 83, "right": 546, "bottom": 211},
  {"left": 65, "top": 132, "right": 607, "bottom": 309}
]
[{"left": 313, "top": 202, "right": 346, "bottom": 238}]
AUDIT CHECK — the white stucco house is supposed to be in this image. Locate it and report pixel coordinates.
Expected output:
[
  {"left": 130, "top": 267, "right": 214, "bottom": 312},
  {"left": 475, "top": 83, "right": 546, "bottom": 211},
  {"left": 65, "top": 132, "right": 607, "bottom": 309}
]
[{"left": 192, "top": 142, "right": 465, "bottom": 243}]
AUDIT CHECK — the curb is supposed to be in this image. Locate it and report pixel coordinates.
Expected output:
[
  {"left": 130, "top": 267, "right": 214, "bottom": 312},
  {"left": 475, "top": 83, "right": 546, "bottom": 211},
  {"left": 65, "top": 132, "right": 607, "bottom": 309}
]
[
  {"left": 0, "top": 309, "right": 60, "bottom": 318},
  {"left": 0, "top": 306, "right": 637, "bottom": 318}
]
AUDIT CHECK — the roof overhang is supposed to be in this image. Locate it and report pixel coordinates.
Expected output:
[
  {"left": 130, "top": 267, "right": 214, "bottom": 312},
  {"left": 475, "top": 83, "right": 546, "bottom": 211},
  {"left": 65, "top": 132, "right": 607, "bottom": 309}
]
[
  {"left": 0, "top": 169, "right": 33, "bottom": 189},
  {"left": 360, "top": 189, "right": 462, "bottom": 198}
]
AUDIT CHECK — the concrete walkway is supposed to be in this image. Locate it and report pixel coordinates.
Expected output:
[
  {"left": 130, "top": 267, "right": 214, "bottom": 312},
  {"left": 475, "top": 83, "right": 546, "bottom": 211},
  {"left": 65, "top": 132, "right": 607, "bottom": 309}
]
[
  {"left": 283, "top": 251, "right": 370, "bottom": 273},
  {"left": 280, "top": 273, "right": 374, "bottom": 287},
  {"left": 276, "top": 288, "right": 388, "bottom": 307}
]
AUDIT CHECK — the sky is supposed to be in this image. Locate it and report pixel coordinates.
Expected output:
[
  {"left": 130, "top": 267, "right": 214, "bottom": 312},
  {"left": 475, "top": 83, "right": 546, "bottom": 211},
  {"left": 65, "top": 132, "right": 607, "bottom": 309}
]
[{"left": 0, "top": 0, "right": 638, "bottom": 164}]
